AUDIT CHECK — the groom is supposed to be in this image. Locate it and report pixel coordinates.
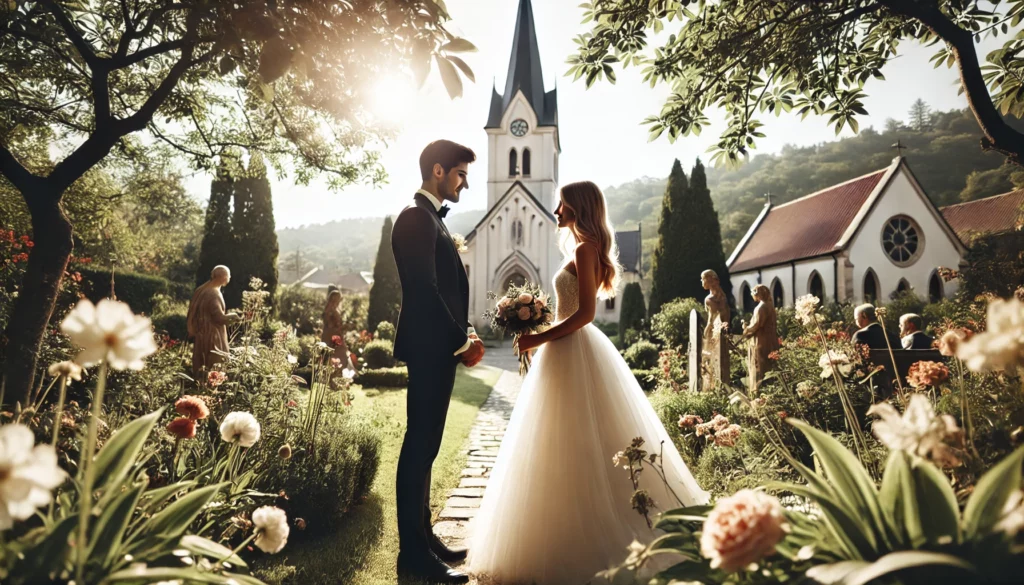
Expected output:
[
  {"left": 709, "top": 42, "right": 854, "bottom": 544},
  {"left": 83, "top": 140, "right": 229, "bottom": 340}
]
[{"left": 392, "top": 139, "right": 484, "bottom": 584}]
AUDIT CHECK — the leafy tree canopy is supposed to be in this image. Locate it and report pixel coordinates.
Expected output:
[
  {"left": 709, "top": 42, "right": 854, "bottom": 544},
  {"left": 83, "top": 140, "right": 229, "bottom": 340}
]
[{"left": 567, "top": 0, "right": 1024, "bottom": 167}]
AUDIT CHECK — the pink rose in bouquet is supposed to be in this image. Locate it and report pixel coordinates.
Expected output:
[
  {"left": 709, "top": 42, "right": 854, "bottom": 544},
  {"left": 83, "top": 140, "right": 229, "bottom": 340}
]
[
  {"left": 517, "top": 306, "right": 532, "bottom": 320},
  {"left": 484, "top": 281, "right": 555, "bottom": 375}
]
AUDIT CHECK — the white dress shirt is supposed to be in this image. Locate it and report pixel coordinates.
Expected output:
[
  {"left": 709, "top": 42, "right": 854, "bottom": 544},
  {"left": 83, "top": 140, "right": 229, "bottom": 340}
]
[{"left": 415, "top": 189, "right": 476, "bottom": 356}]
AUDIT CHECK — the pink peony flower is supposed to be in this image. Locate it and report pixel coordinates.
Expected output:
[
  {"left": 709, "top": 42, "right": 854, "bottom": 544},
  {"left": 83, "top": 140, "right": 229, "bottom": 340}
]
[
  {"left": 517, "top": 306, "right": 532, "bottom": 321},
  {"left": 679, "top": 414, "right": 704, "bottom": 428},
  {"left": 906, "top": 361, "right": 950, "bottom": 389},
  {"left": 535, "top": 297, "right": 546, "bottom": 309},
  {"left": 700, "top": 489, "right": 788, "bottom": 572},
  {"left": 166, "top": 417, "right": 197, "bottom": 440},
  {"left": 713, "top": 424, "right": 742, "bottom": 447},
  {"left": 331, "top": 335, "right": 343, "bottom": 346},
  {"left": 207, "top": 371, "right": 227, "bottom": 388},
  {"left": 175, "top": 395, "right": 210, "bottom": 420},
  {"left": 518, "top": 293, "right": 534, "bottom": 304}
]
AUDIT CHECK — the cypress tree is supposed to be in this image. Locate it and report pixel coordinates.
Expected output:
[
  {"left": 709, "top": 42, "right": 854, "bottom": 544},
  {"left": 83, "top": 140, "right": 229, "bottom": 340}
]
[
  {"left": 686, "top": 158, "right": 733, "bottom": 306},
  {"left": 367, "top": 216, "right": 402, "bottom": 332},
  {"left": 237, "top": 153, "right": 279, "bottom": 306},
  {"left": 618, "top": 282, "right": 646, "bottom": 342},
  {"left": 648, "top": 159, "right": 688, "bottom": 317},
  {"left": 196, "top": 154, "right": 238, "bottom": 290}
]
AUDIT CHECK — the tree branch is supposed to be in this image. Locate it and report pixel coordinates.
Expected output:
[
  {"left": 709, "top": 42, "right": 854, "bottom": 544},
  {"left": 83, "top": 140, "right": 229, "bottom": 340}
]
[
  {"left": 39, "top": 0, "right": 99, "bottom": 68},
  {"left": 113, "top": 39, "right": 187, "bottom": 69},
  {"left": 0, "top": 140, "right": 45, "bottom": 200},
  {"left": 876, "top": 0, "right": 1024, "bottom": 164}
]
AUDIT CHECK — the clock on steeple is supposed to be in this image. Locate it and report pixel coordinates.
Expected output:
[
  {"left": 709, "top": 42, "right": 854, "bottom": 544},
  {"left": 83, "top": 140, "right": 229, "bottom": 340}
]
[{"left": 510, "top": 118, "right": 529, "bottom": 137}]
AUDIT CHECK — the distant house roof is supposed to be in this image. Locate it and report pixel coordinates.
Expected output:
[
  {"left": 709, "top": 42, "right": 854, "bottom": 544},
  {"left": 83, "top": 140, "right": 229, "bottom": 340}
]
[
  {"left": 728, "top": 169, "right": 888, "bottom": 272},
  {"left": 616, "top": 229, "right": 642, "bottom": 274},
  {"left": 485, "top": 0, "right": 558, "bottom": 131},
  {"left": 940, "top": 189, "right": 1024, "bottom": 240},
  {"left": 299, "top": 269, "right": 371, "bottom": 293}
]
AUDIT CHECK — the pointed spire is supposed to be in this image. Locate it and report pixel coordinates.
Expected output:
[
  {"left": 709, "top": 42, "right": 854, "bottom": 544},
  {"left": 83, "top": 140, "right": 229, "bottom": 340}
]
[{"left": 485, "top": 0, "right": 558, "bottom": 130}]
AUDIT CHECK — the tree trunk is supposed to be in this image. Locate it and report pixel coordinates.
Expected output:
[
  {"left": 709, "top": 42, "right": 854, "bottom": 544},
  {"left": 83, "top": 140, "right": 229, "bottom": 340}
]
[{"left": 1, "top": 191, "right": 73, "bottom": 407}]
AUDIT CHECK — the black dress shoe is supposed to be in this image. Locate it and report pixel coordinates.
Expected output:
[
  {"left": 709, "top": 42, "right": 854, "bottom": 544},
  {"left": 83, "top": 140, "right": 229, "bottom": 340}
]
[
  {"left": 429, "top": 534, "right": 468, "bottom": 563},
  {"left": 397, "top": 550, "right": 470, "bottom": 584}
]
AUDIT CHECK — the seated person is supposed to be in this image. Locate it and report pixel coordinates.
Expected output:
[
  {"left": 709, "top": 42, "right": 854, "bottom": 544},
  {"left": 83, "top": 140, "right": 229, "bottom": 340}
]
[
  {"left": 899, "top": 313, "right": 934, "bottom": 350},
  {"left": 852, "top": 303, "right": 900, "bottom": 350}
]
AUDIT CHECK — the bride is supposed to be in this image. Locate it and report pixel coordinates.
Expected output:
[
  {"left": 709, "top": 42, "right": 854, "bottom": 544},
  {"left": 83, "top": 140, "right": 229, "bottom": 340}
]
[{"left": 467, "top": 181, "right": 709, "bottom": 584}]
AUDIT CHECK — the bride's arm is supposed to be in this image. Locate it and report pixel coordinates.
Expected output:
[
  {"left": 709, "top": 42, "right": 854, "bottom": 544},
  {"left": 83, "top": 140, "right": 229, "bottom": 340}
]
[{"left": 516, "top": 243, "right": 600, "bottom": 352}]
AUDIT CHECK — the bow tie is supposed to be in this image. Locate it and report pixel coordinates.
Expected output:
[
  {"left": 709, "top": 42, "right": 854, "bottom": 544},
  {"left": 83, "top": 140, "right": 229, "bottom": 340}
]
[{"left": 437, "top": 205, "right": 450, "bottom": 219}]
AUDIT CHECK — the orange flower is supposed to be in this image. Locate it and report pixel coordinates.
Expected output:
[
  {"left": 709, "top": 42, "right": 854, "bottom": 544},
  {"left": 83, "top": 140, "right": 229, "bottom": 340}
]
[
  {"left": 907, "top": 361, "right": 951, "bottom": 389},
  {"left": 175, "top": 395, "right": 210, "bottom": 420},
  {"left": 166, "top": 417, "right": 197, "bottom": 440}
]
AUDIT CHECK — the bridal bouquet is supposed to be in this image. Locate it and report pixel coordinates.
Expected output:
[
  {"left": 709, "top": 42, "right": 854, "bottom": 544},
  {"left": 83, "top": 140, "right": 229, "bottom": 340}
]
[{"left": 484, "top": 282, "right": 554, "bottom": 375}]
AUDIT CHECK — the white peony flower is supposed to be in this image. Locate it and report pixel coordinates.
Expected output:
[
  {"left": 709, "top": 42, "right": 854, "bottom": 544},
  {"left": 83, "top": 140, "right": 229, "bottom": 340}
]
[
  {"left": 794, "top": 295, "right": 820, "bottom": 326},
  {"left": 818, "top": 350, "right": 853, "bottom": 379},
  {"left": 60, "top": 299, "right": 157, "bottom": 369},
  {"left": 252, "top": 506, "right": 290, "bottom": 553},
  {"left": 47, "top": 360, "right": 83, "bottom": 381},
  {"left": 342, "top": 368, "right": 356, "bottom": 380},
  {"left": 286, "top": 354, "right": 298, "bottom": 365},
  {"left": 868, "top": 394, "right": 962, "bottom": 467},
  {"left": 700, "top": 489, "right": 788, "bottom": 572},
  {"left": 956, "top": 298, "right": 1024, "bottom": 372},
  {"left": 996, "top": 490, "right": 1024, "bottom": 537},
  {"left": 0, "top": 424, "right": 67, "bottom": 530},
  {"left": 219, "top": 412, "right": 261, "bottom": 447}
]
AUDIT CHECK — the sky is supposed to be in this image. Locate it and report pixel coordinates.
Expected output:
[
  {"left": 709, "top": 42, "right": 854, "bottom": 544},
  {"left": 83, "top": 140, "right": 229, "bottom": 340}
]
[{"left": 182, "top": 0, "right": 1002, "bottom": 229}]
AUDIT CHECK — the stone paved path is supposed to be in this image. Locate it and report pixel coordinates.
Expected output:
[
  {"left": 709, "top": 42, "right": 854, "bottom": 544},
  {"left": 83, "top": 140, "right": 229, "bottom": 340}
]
[{"left": 433, "top": 369, "right": 522, "bottom": 552}]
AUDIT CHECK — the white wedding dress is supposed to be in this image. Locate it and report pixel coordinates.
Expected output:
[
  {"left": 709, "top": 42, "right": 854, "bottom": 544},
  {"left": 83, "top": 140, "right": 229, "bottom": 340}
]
[{"left": 467, "top": 266, "right": 710, "bottom": 584}]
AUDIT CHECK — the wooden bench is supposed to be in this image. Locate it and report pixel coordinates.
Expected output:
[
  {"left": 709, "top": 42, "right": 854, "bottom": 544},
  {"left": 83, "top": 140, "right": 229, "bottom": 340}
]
[{"left": 867, "top": 348, "right": 946, "bottom": 392}]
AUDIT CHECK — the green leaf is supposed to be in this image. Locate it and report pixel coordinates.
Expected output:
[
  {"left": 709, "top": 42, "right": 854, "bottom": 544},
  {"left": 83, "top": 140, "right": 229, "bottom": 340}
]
[
  {"left": 447, "top": 55, "right": 475, "bottom": 83},
  {"left": 440, "top": 38, "right": 477, "bottom": 53},
  {"left": 435, "top": 55, "right": 463, "bottom": 99},
  {"left": 8, "top": 515, "right": 78, "bottom": 582},
  {"left": 179, "top": 534, "right": 248, "bottom": 568},
  {"left": 789, "top": 419, "right": 886, "bottom": 553},
  {"left": 127, "top": 483, "right": 227, "bottom": 557},
  {"left": 963, "top": 445, "right": 1024, "bottom": 537},
  {"left": 910, "top": 456, "right": 961, "bottom": 546},
  {"left": 92, "top": 409, "right": 163, "bottom": 496},
  {"left": 879, "top": 450, "right": 915, "bottom": 546},
  {"left": 101, "top": 567, "right": 265, "bottom": 584},
  {"left": 839, "top": 551, "right": 975, "bottom": 585},
  {"left": 139, "top": 480, "right": 197, "bottom": 514},
  {"left": 782, "top": 483, "right": 875, "bottom": 560},
  {"left": 806, "top": 560, "right": 869, "bottom": 584},
  {"left": 89, "top": 483, "right": 145, "bottom": 571}
]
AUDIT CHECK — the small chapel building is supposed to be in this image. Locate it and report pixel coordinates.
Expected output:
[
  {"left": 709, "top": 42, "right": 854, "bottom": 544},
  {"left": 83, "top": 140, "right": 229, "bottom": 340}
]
[
  {"left": 727, "top": 156, "right": 969, "bottom": 311},
  {"left": 462, "top": 0, "right": 641, "bottom": 329}
]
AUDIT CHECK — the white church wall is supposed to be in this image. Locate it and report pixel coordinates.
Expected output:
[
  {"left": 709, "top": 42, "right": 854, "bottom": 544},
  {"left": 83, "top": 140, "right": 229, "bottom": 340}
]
[
  {"left": 793, "top": 257, "right": 836, "bottom": 302},
  {"left": 759, "top": 265, "right": 794, "bottom": 307},
  {"left": 847, "top": 169, "right": 962, "bottom": 303}
]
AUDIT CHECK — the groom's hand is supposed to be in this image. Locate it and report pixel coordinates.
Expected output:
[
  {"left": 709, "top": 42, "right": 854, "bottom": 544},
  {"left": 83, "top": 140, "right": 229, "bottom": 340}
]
[{"left": 462, "top": 338, "right": 485, "bottom": 367}]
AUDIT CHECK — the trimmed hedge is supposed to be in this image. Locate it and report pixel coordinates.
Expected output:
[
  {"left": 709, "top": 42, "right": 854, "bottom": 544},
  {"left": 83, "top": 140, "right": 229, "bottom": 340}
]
[
  {"left": 152, "top": 313, "right": 188, "bottom": 340},
  {"left": 362, "top": 339, "right": 395, "bottom": 369},
  {"left": 624, "top": 339, "right": 660, "bottom": 369},
  {"left": 356, "top": 367, "right": 408, "bottom": 388},
  {"left": 631, "top": 368, "right": 660, "bottom": 392},
  {"left": 79, "top": 267, "right": 190, "bottom": 314}
]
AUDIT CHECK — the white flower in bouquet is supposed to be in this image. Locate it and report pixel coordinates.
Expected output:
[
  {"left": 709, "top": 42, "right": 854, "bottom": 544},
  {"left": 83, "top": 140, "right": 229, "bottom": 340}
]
[
  {"left": 60, "top": 298, "right": 157, "bottom": 369},
  {"left": 700, "top": 489, "right": 788, "bottom": 572},
  {"left": 868, "top": 394, "right": 962, "bottom": 467},
  {"left": 612, "top": 451, "right": 628, "bottom": 469},
  {"left": 252, "top": 505, "right": 290, "bottom": 553},
  {"left": 517, "top": 306, "right": 532, "bottom": 321},
  {"left": 794, "top": 294, "right": 820, "bottom": 326},
  {"left": 955, "top": 297, "right": 1024, "bottom": 372},
  {"left": 220, "top": 412, "right": 262, "bottom": 447},
  {"left": 47, "top": 360, "right": 83, "bottom": 381},
  {"left": 535, "top": 297, "right": 546, "bottom": 309},
  {"left": 0, "top": 424, "right": 67, "bottom": 529}
]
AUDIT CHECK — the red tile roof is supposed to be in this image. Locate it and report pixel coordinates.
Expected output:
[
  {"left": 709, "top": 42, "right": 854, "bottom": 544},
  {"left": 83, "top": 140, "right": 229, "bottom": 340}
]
[
  {"left": 940, "top": 189, "right": 1024, "bottom": 241},
  {"left": 729, "top": 169, "right": 888, "bottom": 272}
]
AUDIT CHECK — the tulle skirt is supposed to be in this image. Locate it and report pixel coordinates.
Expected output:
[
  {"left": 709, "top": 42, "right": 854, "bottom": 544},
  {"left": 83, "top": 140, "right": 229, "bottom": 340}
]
[{"left": 467, "top": 325, "right": 710, "bottom": 584}]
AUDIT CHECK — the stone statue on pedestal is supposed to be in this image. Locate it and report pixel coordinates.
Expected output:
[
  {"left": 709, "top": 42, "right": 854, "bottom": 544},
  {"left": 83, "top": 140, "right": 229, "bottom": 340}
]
[
  {"left": 187, "top": 265, "right": 239, "bottom": 378},
  {"left": 742, "top": 284, "right": 780, "bottom": 393},
  {"left": 701, "top": 269, "right": 731, "bottom": 389}
]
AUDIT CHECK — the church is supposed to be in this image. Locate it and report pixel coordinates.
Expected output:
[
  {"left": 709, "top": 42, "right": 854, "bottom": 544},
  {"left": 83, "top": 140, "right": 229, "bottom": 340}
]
[
  {"left": 462, "top": 0, "right": 641, "bottom": 329},
  {"left": 727, "top": 155, "right": 1024, "bottom": 311}
]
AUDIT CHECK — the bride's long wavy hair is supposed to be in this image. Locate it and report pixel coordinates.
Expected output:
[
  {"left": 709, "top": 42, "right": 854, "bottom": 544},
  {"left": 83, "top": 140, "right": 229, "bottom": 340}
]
[{"left": 558, "top": 181, "right": 621, "bottom": 300}]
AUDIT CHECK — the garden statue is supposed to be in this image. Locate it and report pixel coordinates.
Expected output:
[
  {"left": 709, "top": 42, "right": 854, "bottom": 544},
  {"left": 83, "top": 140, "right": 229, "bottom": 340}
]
[
  {"left": 187, "top": 265, "right": 239, "bottom": 378},
  {"left": 322, "top": 290, "right": 355, "bottom": 372},
  {"left": 701, "top": 269, "right": 731, "bottom": 388},
  {"left": 742, "top": 284, "right": 780, "bottom": 392}
]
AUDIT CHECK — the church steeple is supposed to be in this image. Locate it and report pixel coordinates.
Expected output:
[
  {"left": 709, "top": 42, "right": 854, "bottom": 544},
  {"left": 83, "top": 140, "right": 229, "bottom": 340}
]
[{"left": 485, "top": 0, "right": 558, "bottom": 129}]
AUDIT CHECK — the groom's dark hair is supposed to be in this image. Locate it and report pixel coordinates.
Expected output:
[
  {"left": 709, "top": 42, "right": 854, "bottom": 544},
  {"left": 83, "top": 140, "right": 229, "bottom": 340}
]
[{"left": 419, "top": 140, "right": 476, "bottom": 180}]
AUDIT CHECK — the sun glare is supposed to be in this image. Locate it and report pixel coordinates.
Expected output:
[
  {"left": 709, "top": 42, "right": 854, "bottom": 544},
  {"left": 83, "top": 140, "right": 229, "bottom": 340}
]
[{"left": 368, "top": 74, "right": 416, "bottom": 124}]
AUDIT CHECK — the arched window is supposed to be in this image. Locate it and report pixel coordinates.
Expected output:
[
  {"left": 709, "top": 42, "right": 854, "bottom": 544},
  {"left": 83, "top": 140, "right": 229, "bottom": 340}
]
[
  {"left": 740, "top": 282, "right": 754, "bottom": 313},
  {"left": 511, "top": 219, "right": 523, "bottom": 246},
  {"left": 509, "top": 148, "right": 518, "bottom": 177},
  {"left": 929, "top": 271, "right": 944, "bottom": 303},
  {"left": 522, "top": 148, "right": 532, "bottom": 176},
  {"left": 771, "top": 278, "right": 784, "bottom": 308},
  {"left": 808, "top": 271, "right": 825, "bottom": 302},
  {"left": 896, "top": 278, "right": 911, "bottom": 295},
  {"left": 863, "top": 269, "right": 879, "bottom": 303}
]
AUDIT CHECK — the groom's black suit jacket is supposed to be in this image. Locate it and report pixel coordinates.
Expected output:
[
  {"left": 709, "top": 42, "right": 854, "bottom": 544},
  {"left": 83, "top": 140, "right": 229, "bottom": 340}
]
[{"left": 391, "top": 193, "right": 470, "bottom": 362}]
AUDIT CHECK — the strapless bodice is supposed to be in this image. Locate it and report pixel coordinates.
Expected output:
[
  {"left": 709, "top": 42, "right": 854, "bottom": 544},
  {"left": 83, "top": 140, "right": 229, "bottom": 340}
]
[{"left": 553, "top": 268, "right": 579, "bottom": 322}]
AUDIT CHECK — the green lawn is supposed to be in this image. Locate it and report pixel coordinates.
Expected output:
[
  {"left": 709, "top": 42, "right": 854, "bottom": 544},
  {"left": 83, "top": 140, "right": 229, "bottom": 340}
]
[{"left": 256, "top": 364, "right": 502, "bottom": 585}]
